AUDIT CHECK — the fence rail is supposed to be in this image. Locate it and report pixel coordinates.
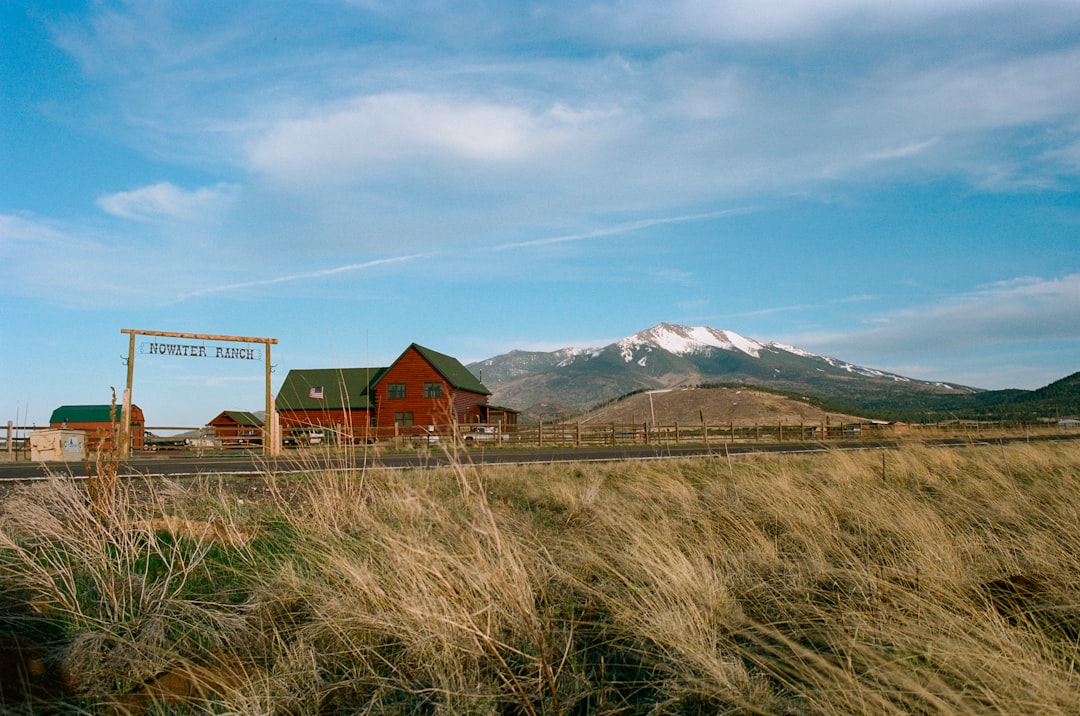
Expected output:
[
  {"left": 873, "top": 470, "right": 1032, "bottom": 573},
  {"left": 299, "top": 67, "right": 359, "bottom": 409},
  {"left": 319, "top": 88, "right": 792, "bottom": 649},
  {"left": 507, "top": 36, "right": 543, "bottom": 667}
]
[{"left": 4, "top": 418, "right": 1073, "bottom": 461}]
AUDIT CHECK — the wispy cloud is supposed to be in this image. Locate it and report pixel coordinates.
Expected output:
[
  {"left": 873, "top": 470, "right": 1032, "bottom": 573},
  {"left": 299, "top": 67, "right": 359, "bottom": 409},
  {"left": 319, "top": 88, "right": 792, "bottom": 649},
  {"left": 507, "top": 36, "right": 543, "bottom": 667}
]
[
  {"left": 0, "top": 213, "right": 78, "bottom": 249},
  {"left": 178, "top": 207, "right": 754, "bottom": 298},
  {"left": 574, "top": 0, "right": 1071, "bottom": 45},
  {"left": 495, "top": 207, "right": 758, "bottom": 250},
  {"left": 179, "top": 252, "right": 437, "bottom": 300},
  {"left": 793, "top": 273, "right": 1080, "bottom": 358},
  {"left": 866, "top": 138, "right": 941, "bottom": 161},
  {"left": 0, "top": 213, "right": 139, "bottom": 303},
  {"left": 97, "top": 182, "right": 238, "bottom": 221},
  {"left": 714, "top": 294, "right": 879, "bottom": 320}
]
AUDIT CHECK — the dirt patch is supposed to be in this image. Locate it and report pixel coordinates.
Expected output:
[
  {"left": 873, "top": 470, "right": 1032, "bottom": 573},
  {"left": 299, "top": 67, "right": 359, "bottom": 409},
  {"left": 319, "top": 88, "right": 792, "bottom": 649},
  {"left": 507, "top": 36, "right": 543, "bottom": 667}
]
[
  {"left": 110, "top": 657, "right": 256, "bottom": 715},
  {"left": 142, "top": 514, "right": 258, "bottom": 547}
]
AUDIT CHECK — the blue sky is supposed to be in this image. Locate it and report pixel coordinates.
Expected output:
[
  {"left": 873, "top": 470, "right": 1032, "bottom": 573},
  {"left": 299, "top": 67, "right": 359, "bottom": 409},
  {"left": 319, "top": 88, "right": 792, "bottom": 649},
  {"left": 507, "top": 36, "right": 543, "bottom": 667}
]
[{"left": 2, "top": 0, "right": 1079, "bottom": 428}]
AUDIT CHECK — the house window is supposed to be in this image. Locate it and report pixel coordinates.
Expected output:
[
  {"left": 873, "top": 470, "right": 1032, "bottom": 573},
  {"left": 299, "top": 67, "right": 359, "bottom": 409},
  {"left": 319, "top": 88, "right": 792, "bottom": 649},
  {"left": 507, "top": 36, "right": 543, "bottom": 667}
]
[
  {"left": 424, "top": 382, "right": 443, "bottom": 398},
  {"left": 387, "top": 383, "right": 406, "bottom": 399},
  {"left": 395, "top": 412, "right": 414, "bottom": 427}
]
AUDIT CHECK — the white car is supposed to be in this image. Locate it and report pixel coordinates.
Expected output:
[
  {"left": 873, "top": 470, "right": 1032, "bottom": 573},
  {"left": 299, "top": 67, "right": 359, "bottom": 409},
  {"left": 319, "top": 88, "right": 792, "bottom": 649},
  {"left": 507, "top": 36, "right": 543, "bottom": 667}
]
[{"left": 461, "top": 426, "right": 502, "bottom": 443}]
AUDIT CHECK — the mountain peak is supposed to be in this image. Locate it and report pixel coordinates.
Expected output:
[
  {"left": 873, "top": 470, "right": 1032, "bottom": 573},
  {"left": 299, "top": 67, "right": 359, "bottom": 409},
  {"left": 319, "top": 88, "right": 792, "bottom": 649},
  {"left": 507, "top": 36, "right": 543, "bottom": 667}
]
[{"left": 624, "top": 322, "right": 765, "bottom": 359}]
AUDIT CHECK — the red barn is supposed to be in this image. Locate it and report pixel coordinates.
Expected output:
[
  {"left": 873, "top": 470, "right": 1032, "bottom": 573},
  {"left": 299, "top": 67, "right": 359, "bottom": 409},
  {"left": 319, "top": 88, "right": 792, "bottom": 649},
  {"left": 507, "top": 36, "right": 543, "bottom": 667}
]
[{"left": 49, "top": 404, "right": 145, "bottom": 451}]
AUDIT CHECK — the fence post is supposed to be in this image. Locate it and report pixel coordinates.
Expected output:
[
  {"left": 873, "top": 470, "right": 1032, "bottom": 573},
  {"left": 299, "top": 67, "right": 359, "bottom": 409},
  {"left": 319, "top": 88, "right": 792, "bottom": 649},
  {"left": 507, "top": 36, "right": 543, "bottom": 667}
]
[
  {"left": 5, "top": 421, "right": 11, "bottom": 459},
  {"left": 611, "top": 422, "right": 616, "bottom": 446},
  {"left": 538, "top": 419, "right": 543, "bottom": 448}
]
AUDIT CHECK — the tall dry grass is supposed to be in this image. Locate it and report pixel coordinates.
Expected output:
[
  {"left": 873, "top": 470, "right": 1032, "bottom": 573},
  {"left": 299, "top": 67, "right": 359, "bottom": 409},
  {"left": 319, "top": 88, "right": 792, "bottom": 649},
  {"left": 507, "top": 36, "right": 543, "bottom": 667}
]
[{"left": 1, "top": 441, "right": 1079, "bottom": 714}]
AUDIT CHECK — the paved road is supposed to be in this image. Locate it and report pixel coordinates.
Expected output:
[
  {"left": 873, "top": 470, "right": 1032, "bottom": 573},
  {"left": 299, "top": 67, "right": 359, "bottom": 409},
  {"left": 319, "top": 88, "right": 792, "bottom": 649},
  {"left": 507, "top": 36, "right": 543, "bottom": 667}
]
[
  {"left": 3, "top": 433, "right": 1076, "bottom": 482},
  {"left": 0, "top": 440, "right": 897, "bottom": 481}
]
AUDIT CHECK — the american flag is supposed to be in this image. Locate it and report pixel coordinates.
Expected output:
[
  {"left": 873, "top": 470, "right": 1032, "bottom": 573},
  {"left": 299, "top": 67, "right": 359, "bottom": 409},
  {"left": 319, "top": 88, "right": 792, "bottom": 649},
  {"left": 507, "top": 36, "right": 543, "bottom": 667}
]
[{"left": 309, "top": 386, "right": 324, "bottom": 399}]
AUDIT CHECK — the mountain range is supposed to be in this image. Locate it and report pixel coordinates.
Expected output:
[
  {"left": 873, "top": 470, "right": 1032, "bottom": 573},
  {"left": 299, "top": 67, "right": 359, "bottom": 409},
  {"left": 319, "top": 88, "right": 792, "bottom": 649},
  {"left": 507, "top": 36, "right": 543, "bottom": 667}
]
[{"left": 468, "top": 323, "right": 1077, "bottom": 421}]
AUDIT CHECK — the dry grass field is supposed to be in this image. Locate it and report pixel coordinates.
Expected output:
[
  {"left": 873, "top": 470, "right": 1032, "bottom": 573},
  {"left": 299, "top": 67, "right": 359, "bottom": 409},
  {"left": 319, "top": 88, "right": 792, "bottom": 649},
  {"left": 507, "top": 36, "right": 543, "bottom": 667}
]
[{"left": 2, "top": 441, "right": 1079, "bottom": 714}]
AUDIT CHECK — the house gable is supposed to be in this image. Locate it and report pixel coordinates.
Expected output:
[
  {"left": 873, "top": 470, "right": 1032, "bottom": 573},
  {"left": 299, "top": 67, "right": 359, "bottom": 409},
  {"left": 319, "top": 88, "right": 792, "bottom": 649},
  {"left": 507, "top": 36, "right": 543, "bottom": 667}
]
[
  {"left": 409, "top": 344, "right": 491, "bottom": 396},
  {"left": 374, "top": 344, "right": 492, "bottom": 429}
]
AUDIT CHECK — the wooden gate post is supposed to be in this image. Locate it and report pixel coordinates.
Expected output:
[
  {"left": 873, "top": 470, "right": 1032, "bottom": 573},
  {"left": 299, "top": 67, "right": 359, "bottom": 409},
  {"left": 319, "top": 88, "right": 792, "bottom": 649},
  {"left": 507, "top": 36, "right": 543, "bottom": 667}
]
[{"left": 120, "top": 332, "right": 135, "bottom": 459}]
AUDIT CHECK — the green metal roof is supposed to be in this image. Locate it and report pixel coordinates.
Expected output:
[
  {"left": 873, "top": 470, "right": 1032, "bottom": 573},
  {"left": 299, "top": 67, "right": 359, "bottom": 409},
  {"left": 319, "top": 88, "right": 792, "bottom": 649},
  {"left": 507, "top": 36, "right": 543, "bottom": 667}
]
[
  {"left": 275, "top": 366, "right": 388, "bottom": 411},
  {"left": 49, "top": 404, "right": 123, "bottom": 424},
  {"left": 410, "top": 343, "right": 491, "bottom": 395},
  {"left": 222, "top": 410, "right": 263, "bottom": 427}
]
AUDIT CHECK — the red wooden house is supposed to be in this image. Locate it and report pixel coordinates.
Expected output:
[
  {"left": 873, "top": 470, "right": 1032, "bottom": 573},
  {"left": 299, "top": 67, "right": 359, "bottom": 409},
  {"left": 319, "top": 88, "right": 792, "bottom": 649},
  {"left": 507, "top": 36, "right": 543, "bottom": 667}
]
[
  {"left": 372, "top": 343, "right": 492, "bottom": 431},
  {"left": 275, "top": 343, "right": 512, "bottom": 443}
]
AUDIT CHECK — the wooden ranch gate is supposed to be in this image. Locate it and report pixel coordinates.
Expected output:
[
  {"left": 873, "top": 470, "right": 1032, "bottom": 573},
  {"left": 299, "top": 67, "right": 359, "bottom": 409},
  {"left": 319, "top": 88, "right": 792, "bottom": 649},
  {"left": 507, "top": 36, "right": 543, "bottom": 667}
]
[{"left": 119, "top": 329, "right": 280, "bottom": 457}]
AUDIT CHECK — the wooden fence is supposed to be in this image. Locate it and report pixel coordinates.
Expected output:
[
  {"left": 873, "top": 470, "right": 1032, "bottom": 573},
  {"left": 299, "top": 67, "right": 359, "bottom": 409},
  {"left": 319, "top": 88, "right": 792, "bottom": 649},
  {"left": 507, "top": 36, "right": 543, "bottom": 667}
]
[
  {"left": 2, "top": 422, "right": 31, "bottom": 460},
  {"left": 269, "top": 418, "right": 1061, "bottom": 449},
  {"left": 4, "top": 418, "right": 1070, "bottom": 461},
  {"left": 513, "top": 420, "right": 872, "bottom": 447}
]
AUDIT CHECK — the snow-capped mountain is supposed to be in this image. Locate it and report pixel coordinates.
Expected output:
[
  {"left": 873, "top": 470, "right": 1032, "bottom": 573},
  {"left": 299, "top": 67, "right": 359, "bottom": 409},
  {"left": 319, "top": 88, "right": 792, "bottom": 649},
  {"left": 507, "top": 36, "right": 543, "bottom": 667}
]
[
  {"left": 469, "top": 322, "right": 979, "bottom": 414},
  {"left": 618, "top": 323, "right": 765, "bottom": 359}
]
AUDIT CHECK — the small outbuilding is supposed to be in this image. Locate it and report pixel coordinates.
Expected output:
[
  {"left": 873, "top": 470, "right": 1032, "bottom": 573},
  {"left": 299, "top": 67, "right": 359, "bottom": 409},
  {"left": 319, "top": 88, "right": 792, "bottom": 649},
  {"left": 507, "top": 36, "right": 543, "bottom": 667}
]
[
  {"left": 49, "top": 404, "right": 145, "bottom": 451},
  {"left": 29, "top": 429, "right": 86, "bottom": 462},
  {"left": 207, "top": 410, "right": 264, "bottom": 445}
]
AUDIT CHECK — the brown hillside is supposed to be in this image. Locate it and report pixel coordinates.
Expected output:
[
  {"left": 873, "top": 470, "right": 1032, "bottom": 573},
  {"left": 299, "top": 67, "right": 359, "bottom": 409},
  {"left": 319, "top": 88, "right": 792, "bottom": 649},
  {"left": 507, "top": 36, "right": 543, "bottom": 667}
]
[{"left": 578, "top": 385, "right": 869, "bottom": 426}]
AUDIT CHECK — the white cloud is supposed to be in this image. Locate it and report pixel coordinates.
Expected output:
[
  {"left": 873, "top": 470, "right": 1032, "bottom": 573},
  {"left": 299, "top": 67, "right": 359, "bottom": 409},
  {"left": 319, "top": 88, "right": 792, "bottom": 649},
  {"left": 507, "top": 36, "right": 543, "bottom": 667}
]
[
  {"left": 97, "top": 182, "right": 237, "bottom": 222},
  {"left": 247, "top": 92, "right": 609, "bottom": 182},
  {"left": 44, "top": 1, "right": 1080, "bottom": 212}
]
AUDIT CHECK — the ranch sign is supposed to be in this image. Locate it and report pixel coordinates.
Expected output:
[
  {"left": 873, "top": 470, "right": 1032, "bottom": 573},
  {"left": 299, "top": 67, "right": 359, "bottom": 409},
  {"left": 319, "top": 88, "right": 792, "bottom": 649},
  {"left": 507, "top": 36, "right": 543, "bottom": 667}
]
[
  {"left": 120, "top": 328, "right": 280, "bottom": 458},
  {"left": 139, "top": 341, "right": 262, "bottom": 361}
]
